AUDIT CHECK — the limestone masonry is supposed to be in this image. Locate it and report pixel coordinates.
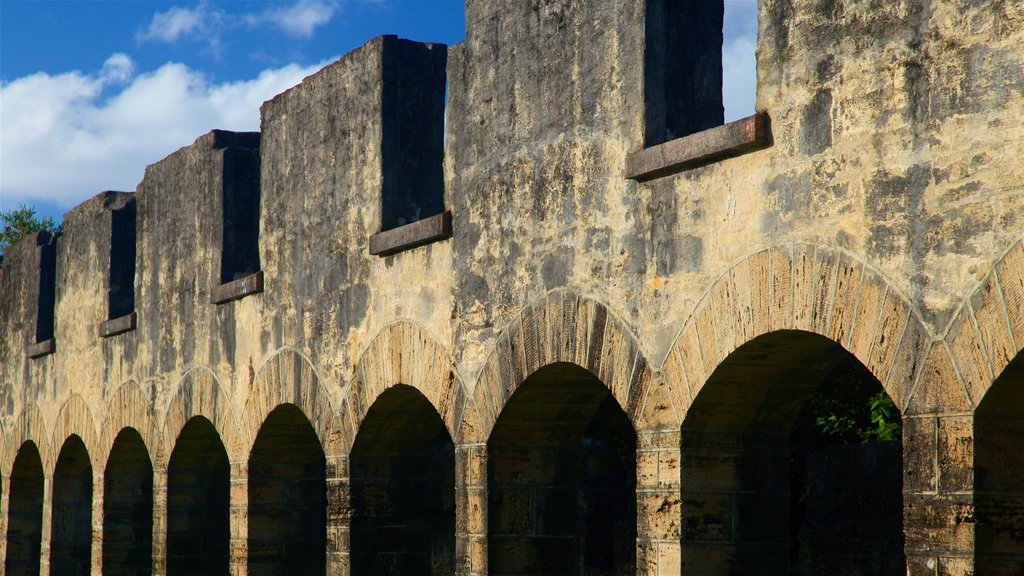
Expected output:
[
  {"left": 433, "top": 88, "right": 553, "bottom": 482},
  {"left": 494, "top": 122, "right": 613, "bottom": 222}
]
[{"left": 1, "top": 1, "right": 1023, "bottom": 575}]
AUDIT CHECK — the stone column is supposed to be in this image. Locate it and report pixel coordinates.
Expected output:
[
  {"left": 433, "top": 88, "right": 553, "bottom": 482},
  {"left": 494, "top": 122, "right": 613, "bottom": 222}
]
[
  {"left": 228, "top": 460, "right": 248, "bottom": 576},
  {"left": 636, "top": 430, "right": 682, "bottom": 576},
  {"left": 39, "top": 474, "right": 53, "bottom": 576},
  {"left": 151, "top": 466, "right": 168, "bottom": 576},
  {"left": 902, "top": 344, "right": 977, "bottom": 575},
  {"left": 91, "top": 471, "right": 104, "bottom": 576},
  {"left": 326, "top": 454, "right": 349, "bottom": 576},
  {"left": 456, "top": 443, "right": 488, "bottom": 576}
]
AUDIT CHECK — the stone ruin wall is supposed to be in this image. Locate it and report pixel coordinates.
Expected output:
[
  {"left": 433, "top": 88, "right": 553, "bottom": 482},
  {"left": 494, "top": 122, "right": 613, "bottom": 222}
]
[{"left": 0, "top": 0, "right": 1022, "bottom": 574}]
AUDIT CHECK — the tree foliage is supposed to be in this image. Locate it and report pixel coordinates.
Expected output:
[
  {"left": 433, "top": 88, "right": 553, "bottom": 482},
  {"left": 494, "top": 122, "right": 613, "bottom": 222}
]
[
  {"left": 815, "top": 391, "right": 902, "bottom": 443},
  {"left": 0, "top": 205, "right": 60, "bottom": 262},
  {"left": 795, "top": 354, "right": 903, "bottom": 447}
]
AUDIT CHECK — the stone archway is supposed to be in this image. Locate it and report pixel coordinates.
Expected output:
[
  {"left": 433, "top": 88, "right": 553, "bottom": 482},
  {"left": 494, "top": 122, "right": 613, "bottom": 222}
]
[
  {"left": 664, "top": 246, "right": 936, "bottom": 575},
  {"left": 247, "top": 404, "right": 327, "bottom": 575},
  {"left": 487, "top": 362, "right": 637, "bottom": 575},
  {"left": 350, "top": 384, "right": 456, "bottom": 574},
  {"left": 964, "top": 241, "right": 1024, "bottom": 572},
  {"left": 102, "top": 428, "right": 154, "bottom": 576},
  {"left": 678, "top": 330, "right": 904, "bottom": 574},
  {"left": 50, "top": 435, "right": 93, "bottom": 576},
  {"left": 166, "top": 416, "right": 230, "bottom": 575},
  {"left": 974, "top": 354, "right": 1024, "bottom": 572},
  {"left": 347, "top": 321, "right": 481, "bottom": 575},
  {"left": 471, "top": 293, "right": 659, "bottom": 575},
  {"left": 6, "top": 441, "right": 45, "bottom": 576}
]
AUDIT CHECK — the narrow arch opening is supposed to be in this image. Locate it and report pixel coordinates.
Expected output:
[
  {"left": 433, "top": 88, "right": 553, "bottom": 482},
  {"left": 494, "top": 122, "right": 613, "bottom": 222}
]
[
  {"left": 51, "top": 435, "right": 93, "bottom": 576},
  {"left": 167, "top": 416, "right": 230, "bottom": 575},
  {"left": 6, "top": 441, "right": 44, "bottom": 576},
  {"left": 680, "top": 331, "right": 904, "bottom": 575},
  {"left": 488, "top": 363, "right": 637, "bottom": 576},
  {"left": 102, "top": 428, "right": 154, "bottom": 576},
  {"left": 350, "top": 384, "right": 455, "bottom": 575},
  {"left": 248, "top": 404, "right": 327, "bottom": 575},
  {"left": 975, "top": 353, "right": 1024, "bottom": 571}
]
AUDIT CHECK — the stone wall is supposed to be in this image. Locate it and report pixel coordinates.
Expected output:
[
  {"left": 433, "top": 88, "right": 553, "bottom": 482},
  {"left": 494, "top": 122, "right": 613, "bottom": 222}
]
[{"left": 1, "top": 1, "right": 1022, "bottom": 574}]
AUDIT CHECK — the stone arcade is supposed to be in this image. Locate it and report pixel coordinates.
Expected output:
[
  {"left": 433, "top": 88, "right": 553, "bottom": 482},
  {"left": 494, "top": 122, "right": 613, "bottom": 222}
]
[{"left": 1, "top": 1, "right": 1023, "bottom": 575}]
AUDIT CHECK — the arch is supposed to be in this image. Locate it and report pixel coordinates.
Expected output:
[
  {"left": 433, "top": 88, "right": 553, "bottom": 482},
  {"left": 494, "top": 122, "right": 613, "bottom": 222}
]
[
  {"left": 51, "top": 395, "right": 100, "bottom": 472},
  {"left": 99, "top": 381, "right": 156, "bottom": 468},
  {"left": 161, "top": 367, "right": 243, "bottom": 464},
  {"left": 247, "top": 403, "right": 327, "bottom": 575},
  {"left": 473, "top": 291, "right": 658, "bottom": 438},
  {"left": 50, "top": 435, "right": 93, "bottom": 576},
  {"left": 166, "top": 415, "right": 230, "bottom": 575},
  {"left": 679, "top": 330, "right": 905, "bottom": 574},
  {"left": 349, "top": 384, "right": 456, "bottom": 574},
  {"left": 3, "top": 405, "right": 49, "bottom": 477},
  {"left": 6, "top": 440, "right": 45, "bottom": 576},
  {"left": 348, "top": 321, "right": 474, "bottom": 449},
  {"left": 102, "top": 427, "right": 154, "bottom": 576},
  {"left": 487, "top": 362, "right": 637, "bottom": 575},
  {"left": 940, "top": 238, "right": 1024, "bottom": 408},
  {"left": 974, "top": 343, "right": 1024, "bottom": 569},
  {"left": 244, "top": 348, "right": 343, "bottom": 459},
  {"left": 664, "top": 245, "right": 935, "bottom": 417}
]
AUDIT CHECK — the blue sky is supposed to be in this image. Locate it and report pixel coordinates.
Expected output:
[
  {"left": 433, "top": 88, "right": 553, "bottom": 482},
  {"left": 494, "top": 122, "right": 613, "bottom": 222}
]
[{"left": 1, "top": 1, "right": 756, "bottom": 222}]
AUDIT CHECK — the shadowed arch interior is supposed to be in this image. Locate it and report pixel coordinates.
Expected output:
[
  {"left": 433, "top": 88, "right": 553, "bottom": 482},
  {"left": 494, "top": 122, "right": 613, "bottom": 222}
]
[
  {"left": 51, "top": 435, "right": 93, "bottom": 576},
  {"left": 350, "top": 384, "right": 456, "bottom": 575},
  {"left": 975, "top": 352, "right": 1024, "bottom": 571},
  {"left": 102, "top": 428, "right": 154, "bottom": 576},
  {"left": 488, "top": 362, "right": 637, "bottom": 576},
  {"left": 248, "top": 404, "right": 327, "bottom": 575},
  {"left": 6, "top": 441, "right": 44, "bottom": 576},
  {"left": 167, "top": 416, "right": 230, "bottom": 575},
  {"left": 680, "top": 330, "right": 904, "bottom": 575}
]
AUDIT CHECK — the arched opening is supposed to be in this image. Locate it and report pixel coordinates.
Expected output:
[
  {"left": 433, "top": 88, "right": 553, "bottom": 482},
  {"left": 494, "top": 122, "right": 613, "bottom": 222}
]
[
  {"left": 488, "top": 363, "right": 637, "bottom": 575},
  {"left": 167, "top": 416, "right": 230, "bottom": 575},
  {"left": 51, "top": 435, "right": 93, "bottom": 575},
  {"left": 102, "top": 428, "right": 153, "bottom": 576},
  {"left": 350, "top": 384, "right": 455, "bottom": 575},
  {"left": 680, "top": 331, "right": 904, "bottom": 575},
  {"left": 248, "top": 404, "right": 327, "bottom": 574},
  {"left": 6, "top": 441, "right": 44, "bottom": 576},
  {"left": 975, "top": 353, "right": 1024, "bottom": 571}
]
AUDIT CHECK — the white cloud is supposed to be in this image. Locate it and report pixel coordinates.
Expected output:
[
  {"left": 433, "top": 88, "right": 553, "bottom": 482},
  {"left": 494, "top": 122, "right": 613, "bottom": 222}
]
[
  {"left": 101, "top": 53, "right": 135, "bottom": 83},
  {"left": 0, "top": 54, "right": 329, "bottom": 211},
  {"left": 137, "top": 4, "right": 210, "bottom": 42},
  {"left": 256, "top": 1, "right": 338, "bottom": 38},
  {"left": 137, "top": 1, "right": 339, "bottom": 46}
]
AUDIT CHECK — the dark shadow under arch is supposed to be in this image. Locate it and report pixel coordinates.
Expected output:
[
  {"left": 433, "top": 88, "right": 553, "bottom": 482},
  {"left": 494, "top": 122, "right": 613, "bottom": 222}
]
[
  {"left": 103, "top": 428, "right": 153, "bottom": 576},
  {"left": 6, "top": 441, "right": 44, "bottom": 576},
  {"left": 681, "top": 330, "right": 904, "bottom": 575},
  {"left": 248, "top": 404, "right": 327, "bottom": 575},
  {"left": 350, "top": 384, "right": 455, "bottom": 575},
  {"left": 51, "top": 435, "right": 93, "bottom": 576},
  {"left": 167, "top": 416, "right": 230, "bottom": 576},
  {"left": 488, "top": 363, "right": 637, "bottom": 576},
  {"left": 975, "top": 353, "right": 1024, "bottom": 573}
]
